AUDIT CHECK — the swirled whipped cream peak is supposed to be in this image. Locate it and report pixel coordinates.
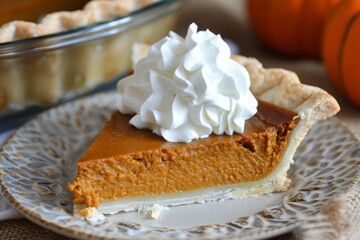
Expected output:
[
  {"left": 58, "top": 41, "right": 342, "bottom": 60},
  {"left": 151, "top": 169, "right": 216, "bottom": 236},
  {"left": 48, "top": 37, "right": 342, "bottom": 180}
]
[{"left": 117, "top": 23, "right": 258, "bottom": 142}]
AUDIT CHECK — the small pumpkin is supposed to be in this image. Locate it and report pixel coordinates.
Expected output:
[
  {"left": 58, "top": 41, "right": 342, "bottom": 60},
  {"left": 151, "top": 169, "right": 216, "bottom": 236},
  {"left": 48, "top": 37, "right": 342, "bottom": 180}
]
[
  {"left": 322, "top": 0, "right": 360, "bottom": 107},
  {"left": 247, "top": 0, "right": 341, "bottom": 58}
]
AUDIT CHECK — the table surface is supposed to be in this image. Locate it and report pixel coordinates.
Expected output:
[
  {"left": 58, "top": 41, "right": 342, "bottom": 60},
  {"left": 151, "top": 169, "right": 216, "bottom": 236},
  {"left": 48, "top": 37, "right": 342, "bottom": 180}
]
[{"left": 1, "top": 0, "right": 359, "bottom": 239}]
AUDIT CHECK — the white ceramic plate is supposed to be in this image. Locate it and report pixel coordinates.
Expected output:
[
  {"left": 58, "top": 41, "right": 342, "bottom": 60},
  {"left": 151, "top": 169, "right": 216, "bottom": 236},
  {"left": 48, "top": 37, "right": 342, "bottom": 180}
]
[{"left": 1, "top": 91, "right": 360, "bottom": 240}]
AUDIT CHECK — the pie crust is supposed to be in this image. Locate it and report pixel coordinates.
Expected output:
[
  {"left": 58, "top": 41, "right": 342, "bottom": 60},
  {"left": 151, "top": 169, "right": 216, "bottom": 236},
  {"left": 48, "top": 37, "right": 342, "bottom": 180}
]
[{"left": 69, "top": 46, "right": 340, "bottom": 215}]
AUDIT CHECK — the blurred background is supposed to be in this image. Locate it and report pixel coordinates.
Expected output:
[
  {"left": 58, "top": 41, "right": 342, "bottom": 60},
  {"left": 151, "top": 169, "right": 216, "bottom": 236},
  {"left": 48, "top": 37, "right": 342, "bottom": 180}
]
[{"left": 1, "top": 0, "right": 360, "bottom": 239}]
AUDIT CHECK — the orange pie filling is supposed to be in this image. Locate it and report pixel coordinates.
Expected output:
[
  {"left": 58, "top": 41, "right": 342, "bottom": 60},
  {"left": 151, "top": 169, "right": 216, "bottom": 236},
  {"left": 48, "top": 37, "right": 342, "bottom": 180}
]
[
  {"left": 68, "top": 100, "right": 300, "bottom": 209},
  {"left": 68, "top": 24, "right": 340, "bottom": 218}
]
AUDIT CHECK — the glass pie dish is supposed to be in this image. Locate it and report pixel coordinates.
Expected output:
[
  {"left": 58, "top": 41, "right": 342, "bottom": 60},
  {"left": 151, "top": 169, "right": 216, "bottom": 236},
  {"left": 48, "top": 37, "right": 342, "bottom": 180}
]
[{"left": 0, "top": 0, "right": 186, "bottom": 127}]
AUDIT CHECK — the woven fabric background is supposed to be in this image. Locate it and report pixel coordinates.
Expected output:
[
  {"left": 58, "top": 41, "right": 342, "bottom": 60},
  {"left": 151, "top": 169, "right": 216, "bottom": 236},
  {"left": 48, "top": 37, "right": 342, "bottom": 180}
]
[{"left": 0, "top": 219, "right": 75, "bottom": 240}]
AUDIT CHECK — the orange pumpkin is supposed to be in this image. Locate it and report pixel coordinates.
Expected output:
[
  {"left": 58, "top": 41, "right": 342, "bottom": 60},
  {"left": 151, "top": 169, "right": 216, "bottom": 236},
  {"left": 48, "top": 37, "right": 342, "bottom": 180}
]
[
  {"left": 247, "top": 0, "right": 341, "bottom": 58},
  {"left": 322, "top": 0, "right": 360, "bottom": 107}
]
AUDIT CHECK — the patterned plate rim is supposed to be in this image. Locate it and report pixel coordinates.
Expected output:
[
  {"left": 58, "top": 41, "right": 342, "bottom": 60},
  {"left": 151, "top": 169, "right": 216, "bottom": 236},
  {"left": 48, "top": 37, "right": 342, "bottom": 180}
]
[{"left": 1, "top": 91, "right": 359, "bottom": 240}]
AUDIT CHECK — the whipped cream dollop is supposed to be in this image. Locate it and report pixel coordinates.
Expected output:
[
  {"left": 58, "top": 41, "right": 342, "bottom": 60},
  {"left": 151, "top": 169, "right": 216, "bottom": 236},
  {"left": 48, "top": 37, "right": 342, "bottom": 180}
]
[{"left": 117, "top": 23, "right": 258, "bottom": 142}]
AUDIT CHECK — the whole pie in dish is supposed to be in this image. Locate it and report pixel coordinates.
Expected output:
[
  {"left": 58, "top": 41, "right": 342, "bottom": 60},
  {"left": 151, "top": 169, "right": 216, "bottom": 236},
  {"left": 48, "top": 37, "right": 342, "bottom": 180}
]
[
  {"left": 68, "top": 25, "right": 340, "bottom": 217},
  {"left": 0, "top": 0, "right": 180, "bottom": 110}
]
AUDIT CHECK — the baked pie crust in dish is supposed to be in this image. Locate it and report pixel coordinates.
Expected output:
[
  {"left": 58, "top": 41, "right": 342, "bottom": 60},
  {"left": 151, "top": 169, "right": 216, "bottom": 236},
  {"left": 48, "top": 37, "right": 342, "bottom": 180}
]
[
  {"left": 0, "top": 0, "right": 160, "bottom": 41},
  {"left": 68, "top": 43, "right": 340, "bottom": 216},
  {"left": 0, "top": 0, "right": 182, "bottom": 110}
]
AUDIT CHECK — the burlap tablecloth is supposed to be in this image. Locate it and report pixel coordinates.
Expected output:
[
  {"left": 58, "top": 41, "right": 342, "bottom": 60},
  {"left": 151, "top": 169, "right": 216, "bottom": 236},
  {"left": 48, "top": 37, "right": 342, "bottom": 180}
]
[{"left": 1, "top": 0, "right": 360, "bottom": 239}]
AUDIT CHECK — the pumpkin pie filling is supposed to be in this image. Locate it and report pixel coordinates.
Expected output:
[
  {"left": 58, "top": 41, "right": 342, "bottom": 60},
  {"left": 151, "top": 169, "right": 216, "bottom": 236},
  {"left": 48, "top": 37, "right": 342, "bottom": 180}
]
[
  {"left": 69, "top": 100, "right": 300, "bottom": 209},
  {"left": 68, "top": 24, "right": 340, "bottom": 216}
]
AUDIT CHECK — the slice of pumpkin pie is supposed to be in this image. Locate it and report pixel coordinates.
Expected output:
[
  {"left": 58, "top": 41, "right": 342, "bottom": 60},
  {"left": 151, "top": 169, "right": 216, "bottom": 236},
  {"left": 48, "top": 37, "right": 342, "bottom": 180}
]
[{"left": 68, "top": 23, "right": 340, "bottom": 216}]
